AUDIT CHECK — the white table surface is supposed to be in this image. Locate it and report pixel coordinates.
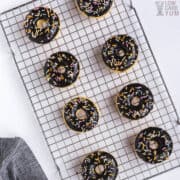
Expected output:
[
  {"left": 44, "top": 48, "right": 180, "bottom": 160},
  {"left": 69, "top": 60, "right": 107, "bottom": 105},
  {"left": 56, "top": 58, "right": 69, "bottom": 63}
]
[{"left": 0, "top": 0, "right": 179, "bottom": 179}]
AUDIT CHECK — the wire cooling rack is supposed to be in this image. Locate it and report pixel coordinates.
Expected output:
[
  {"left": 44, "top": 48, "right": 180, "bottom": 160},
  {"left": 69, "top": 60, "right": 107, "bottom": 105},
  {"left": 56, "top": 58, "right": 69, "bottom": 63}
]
[{"left": 1, "top": 0, "right": 180, "bottom": 179}]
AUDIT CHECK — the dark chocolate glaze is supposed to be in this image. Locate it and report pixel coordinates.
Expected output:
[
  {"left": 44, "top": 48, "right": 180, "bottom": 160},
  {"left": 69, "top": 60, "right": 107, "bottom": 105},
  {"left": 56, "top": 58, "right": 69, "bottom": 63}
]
[
  {"left": 81, "top": 151, "right": 118, "bottom": 180},
  {"left": 76, "top": 0, "right": 113, "bottom": 17},
  {"left": 102, "top": 35, "right": 138, "bottom": 72},
  {"left": 63, "top": 97, "right": 99, "bottom": 132},
  {"left": 116, "top": 83, "right": 154, "bottom": 120},
  {"left": 24, "top": 7, "right": 60, "bottom": 43},
  {"left": 44, "top": 52, "right": 80, "bottom": 88},
  {"left": 135, "top": 127, "right": 173, "bottom": 164}
]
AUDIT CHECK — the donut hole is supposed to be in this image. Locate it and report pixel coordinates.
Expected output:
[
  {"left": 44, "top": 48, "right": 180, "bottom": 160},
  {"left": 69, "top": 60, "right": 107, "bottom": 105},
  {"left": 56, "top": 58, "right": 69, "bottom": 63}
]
[
  {"left": 57, "top": 66, "right": 66, "bottom": 74},
  {"left": 149, "top": 140, "right": 159, "bottom": 150},
  {"left": 115, "top": 48, "right": 125, "bottom": 58},
  {"left": 131, "top": 96, "right": 140, "bottom": 106},
  {"left": 95, "top": 164, "right": 105, "bottom": 175},
  {"left": 36, "top": 19, "right": 49, "bottom": 30},
  {"left": 118, "top": 49, "right": 125, "bottom": 57},
  {"left": 76, "top": 109, "right": 87, "bottom": 120}
]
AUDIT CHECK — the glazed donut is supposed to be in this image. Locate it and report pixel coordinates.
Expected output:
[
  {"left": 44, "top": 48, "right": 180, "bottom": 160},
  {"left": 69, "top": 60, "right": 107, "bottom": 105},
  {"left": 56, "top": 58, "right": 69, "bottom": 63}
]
[
  {"left": 81, "top": 151, "right": 118, "bottom": 179},
  {"left": 116, "top": 83, "right": 154, "bottom": 120},
  {"left": 63, "top": 97, "right": 99, "bottom": 132},
  {"left": 44, "top": 52, "right": 80, "bottom": 88},
  {"left": 76, "top": 0, "right": 113, "bottom": 18},
  {"left": 135, "top": 127, "right": 173, "bottom": 164},
  {"left": 24, "top": 7, "right": 60, "bottom": 43},
  {"left": 102, "top": 35, "right": 138, "bottom": 72}
]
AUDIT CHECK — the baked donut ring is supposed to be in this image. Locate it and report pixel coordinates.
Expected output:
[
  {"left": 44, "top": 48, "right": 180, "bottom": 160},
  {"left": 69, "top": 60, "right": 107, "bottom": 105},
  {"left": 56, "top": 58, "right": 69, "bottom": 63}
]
[
  {"left": 81, "top": 151, "right": 118, "bottom": 180},
  {"left": 102, "top": 35, "right": 138, "bottom": 72},
  {"left": 116, "top": 83, "right": 154, "bottom": 120},
  {"left": 24, "top": 7, "right": 60, "bottom": 43},
  {"left": 135, "top": 127, "right": 173, "bottom": 164},
  {"left": 76, "top": 0, "right": 113, "bottom": 18},
  {"left": 63, "top": 97, "right": 99, "bottom": 132},
  {"left": 44, "top": 52, "right": 80, "bottom": 88}
]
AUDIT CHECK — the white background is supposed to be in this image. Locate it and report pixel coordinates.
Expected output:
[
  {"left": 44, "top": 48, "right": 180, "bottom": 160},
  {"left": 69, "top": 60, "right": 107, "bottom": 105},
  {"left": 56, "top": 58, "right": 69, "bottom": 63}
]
[{"left": 0, "top": 0, "right": 179, "bottom": 179}]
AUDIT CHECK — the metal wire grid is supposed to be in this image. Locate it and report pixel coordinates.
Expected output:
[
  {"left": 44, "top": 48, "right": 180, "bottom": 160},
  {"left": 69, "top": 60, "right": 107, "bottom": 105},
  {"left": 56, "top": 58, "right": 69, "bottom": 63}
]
[{"left": 0, "top": 0, "right": 180, "bottom": 179}]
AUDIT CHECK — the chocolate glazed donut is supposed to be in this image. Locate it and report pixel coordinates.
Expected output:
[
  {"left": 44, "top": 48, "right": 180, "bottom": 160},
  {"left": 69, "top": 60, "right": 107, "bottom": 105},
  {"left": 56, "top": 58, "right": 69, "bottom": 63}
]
[
  {"left": 102, "top": 35, "right": 138, "bottom": 72},
  {"left": 63, "top": 97, "right": 99, "bottom": 132},
  {"left": 24, "top": 7, "right": 60, "bottom": 43},
  {"left": 135, "top": 127, "right": 173, "bottom": 164},
  {"left": 76, "top": 0, "right": 114, "bottom": 18},
  {"left": 44, "top": 52, "right": 80, "bottom": 88},
  {"left": 116, "top": 83, "right": 154, "bottom": 120},
  {"left": 81, "top": 151, "right": 118, "bottom": 180}
]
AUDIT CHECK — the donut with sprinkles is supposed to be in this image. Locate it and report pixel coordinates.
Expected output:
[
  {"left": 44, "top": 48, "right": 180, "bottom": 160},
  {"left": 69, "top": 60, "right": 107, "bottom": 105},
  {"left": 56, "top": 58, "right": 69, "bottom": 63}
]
[
  {"left": 102, "top": 35, "right": 138, "bottom": 72},
  {"left": 24, "top": 7, "right": 60, "bottom": 43},
  {"left": 116, "top": 83, "right": 154, "bottom": 120},
  {"left": 44, "top": 52, "right": 80, "bottom": 88},
  {"left": 76, "top": 0, "right": 113, "bottom": 18},
  {"left": 135, "top": 127, "right": 173, "bottom": 164},
  {"left": 63, "top": 97, "right": 99, "bottom": 132},
  {"left": 81, "top": 151, "right": 118, "bottom": 179}
]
